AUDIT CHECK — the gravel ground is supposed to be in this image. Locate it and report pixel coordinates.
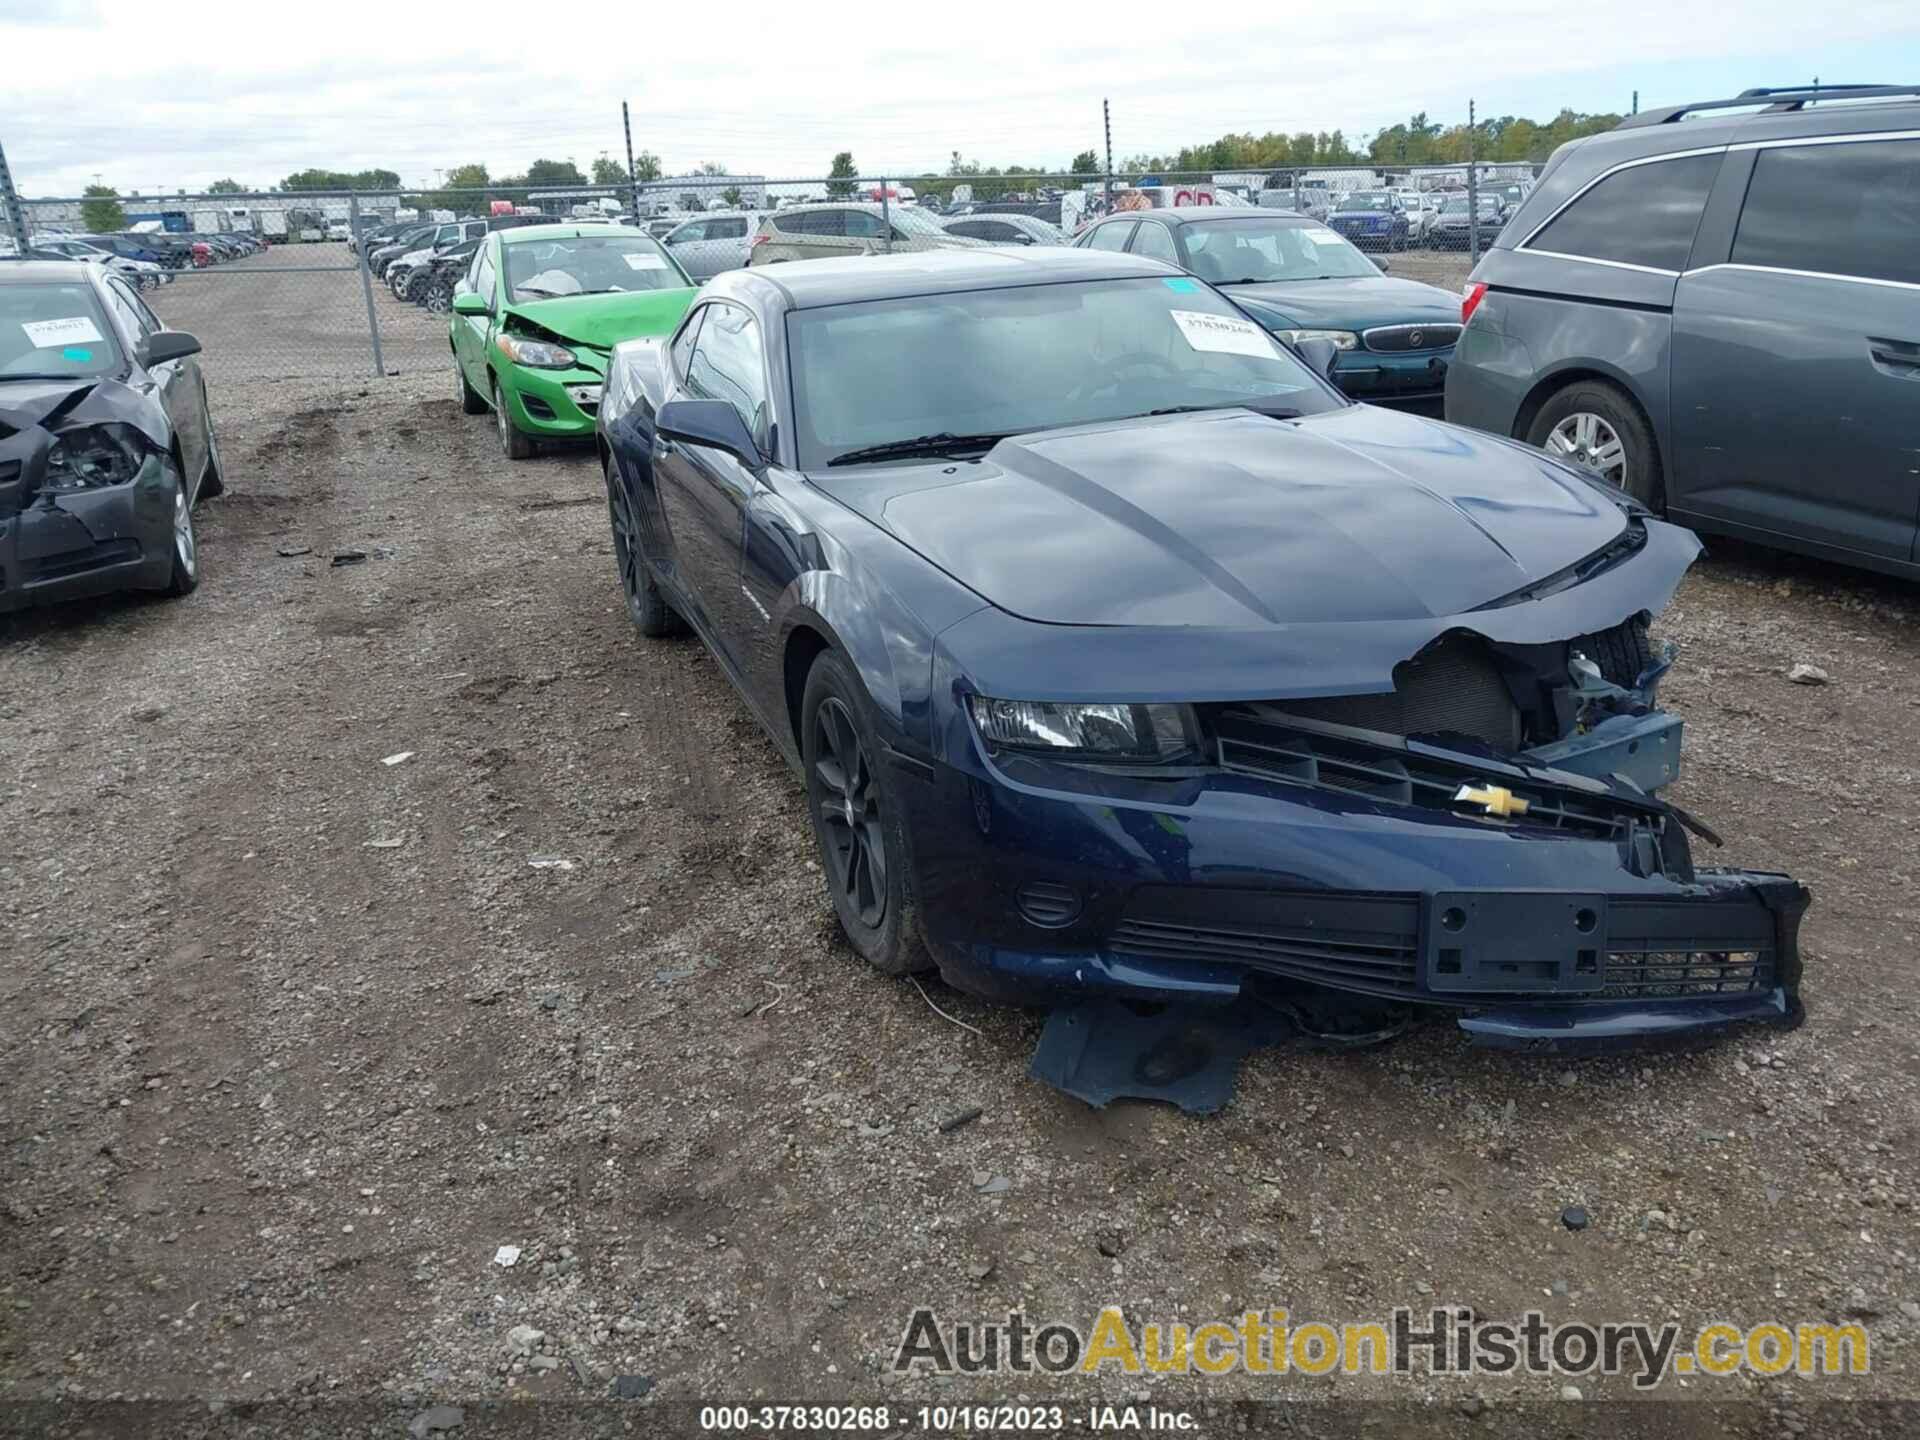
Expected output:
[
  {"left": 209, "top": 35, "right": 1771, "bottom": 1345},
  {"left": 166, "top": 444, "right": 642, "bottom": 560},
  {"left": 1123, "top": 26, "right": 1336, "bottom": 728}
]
[{"left": 2, "top": 373, "right": 1918, "bottom": 1437}]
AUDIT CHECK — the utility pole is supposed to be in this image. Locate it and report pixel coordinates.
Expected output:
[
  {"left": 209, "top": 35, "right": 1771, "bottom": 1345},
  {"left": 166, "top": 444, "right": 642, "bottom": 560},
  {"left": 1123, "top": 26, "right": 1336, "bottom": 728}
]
[
  {"left": 1102, "top": 98, "right": 1113, "bottom": 215},
  {"left": 1632, "top": 89, "right": 1639, "bottom": 115},
  {"left": 1466, "top": 98, "right": 1479, "bottom": 265},
  {"left": 622, "top": 101, "right": 642, "bottom": 221},
  {"left": 0, "top": 139, "right": 30, "bottom": 254}
]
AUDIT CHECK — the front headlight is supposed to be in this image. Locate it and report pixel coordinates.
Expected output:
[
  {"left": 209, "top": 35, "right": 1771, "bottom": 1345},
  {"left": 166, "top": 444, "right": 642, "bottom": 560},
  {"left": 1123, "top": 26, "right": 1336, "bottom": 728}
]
[
  {"left": 41, "top": 425, "right": 148, "bottom": 493},
  {"left": 496, "top": 334, "right": 577, "bottom": 369},
  {"left": 1278, "top": 329, "right": 1359, "bottom": 351},
  {"left": 968, "top": 697, "right": 1200, "bottom": 762}
]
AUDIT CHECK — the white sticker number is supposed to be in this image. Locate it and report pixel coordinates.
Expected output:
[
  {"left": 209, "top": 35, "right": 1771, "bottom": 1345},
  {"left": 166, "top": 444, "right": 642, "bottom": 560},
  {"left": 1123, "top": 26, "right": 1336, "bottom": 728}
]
[
  {"left": 22, "top": 316, "right": 104, "bottom": 347},
  {"left": 1170, "top": 309, "right": 1279, "bottom": 360},
  {"left": 621, "top": 252, "right": 670, "bottom": 272}
]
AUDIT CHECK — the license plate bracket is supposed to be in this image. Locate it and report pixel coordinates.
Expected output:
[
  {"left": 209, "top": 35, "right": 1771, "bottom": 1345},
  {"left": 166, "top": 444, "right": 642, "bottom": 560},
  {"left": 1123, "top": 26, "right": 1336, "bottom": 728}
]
[{"left": 1423, "top": 891, "right": 1609, "bottom": 994}]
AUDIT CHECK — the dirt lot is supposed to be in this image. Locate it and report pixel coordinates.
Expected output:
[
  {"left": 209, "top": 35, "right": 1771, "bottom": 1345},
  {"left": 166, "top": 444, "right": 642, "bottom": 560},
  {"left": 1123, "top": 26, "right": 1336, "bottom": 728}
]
[{"left": 3, "top": 373, "right": 1918, "bottom": 1436}]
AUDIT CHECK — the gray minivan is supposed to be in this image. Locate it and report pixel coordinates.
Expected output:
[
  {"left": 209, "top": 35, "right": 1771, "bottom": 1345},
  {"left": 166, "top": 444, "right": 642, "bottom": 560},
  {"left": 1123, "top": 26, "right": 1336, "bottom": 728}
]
[{"left": 1445, "top": 84, "right": 1920, "bottom": 579}]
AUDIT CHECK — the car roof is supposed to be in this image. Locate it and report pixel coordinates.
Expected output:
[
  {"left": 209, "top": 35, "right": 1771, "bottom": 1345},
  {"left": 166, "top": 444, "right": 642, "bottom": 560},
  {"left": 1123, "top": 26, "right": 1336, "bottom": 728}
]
[
  {"left": 0, "top": 259, "right": 97, "bottom": 285},
  {"left": 725, "top": 247, "right": 1179, "bottom": 310},
  {"left": 774, "top": 200, "right": 889, "bottom": 214},
  {"left": 498, "top": 223, "right": 640, "bottom": 244}
]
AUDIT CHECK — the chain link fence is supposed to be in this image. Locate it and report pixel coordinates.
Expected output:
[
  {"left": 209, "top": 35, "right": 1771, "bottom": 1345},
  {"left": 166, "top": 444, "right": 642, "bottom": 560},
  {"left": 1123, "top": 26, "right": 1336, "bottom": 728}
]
[{"left": 6, "top": 163, "right": 1539, "bottom": 385}]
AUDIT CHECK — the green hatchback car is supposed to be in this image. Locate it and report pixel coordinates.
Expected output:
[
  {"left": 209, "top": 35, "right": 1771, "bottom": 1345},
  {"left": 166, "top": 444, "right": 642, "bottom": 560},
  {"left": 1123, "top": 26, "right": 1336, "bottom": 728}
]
[{"left": 451, "top": 224, "right": 697, "bottom": 459}]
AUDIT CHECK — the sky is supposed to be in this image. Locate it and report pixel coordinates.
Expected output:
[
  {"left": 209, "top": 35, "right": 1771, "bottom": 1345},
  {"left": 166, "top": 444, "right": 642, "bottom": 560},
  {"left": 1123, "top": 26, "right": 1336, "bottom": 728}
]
[{"left": 6, "top": 0, "right": 1920, "bottom": 195}]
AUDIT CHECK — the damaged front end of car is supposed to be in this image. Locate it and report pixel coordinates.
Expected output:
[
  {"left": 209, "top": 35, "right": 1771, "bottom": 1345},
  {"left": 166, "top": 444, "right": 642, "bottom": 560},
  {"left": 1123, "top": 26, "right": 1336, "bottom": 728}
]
[
  {"left": 0, "top": 382, "right": 185, "bottom": 613},
  {"left": 911, "top": 511, "right": 1810, "bottom": 1102}
]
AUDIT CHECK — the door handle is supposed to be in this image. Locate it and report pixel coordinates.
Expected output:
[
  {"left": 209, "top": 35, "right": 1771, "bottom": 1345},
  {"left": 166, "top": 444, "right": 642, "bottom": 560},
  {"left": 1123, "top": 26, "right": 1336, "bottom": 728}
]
[{"left": 1869, "top": 337, "right": 1920, "bottom": 377}]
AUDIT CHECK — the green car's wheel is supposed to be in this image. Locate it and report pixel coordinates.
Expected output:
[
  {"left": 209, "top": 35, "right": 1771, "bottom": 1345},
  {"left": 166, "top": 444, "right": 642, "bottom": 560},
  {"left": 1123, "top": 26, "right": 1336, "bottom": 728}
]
[{"left": 492, "top": 377, "right": 534, "bottom": 460}]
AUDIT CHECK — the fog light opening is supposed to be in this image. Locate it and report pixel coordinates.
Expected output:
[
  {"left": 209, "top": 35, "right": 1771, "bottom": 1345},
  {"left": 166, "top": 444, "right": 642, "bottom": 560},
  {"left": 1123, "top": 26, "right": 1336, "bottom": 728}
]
[{"left": 1015, "top": 880, "right": 1082, "bottom": 929}]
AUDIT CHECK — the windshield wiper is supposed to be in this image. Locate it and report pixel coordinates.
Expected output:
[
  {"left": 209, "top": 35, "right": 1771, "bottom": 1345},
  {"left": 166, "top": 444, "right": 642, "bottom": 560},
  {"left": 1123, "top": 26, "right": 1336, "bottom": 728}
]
[
  {"left": 826, "top": 431, "right": 1014, "bottom": 467},
  {"left": 1142, "top": 401, "right": 1302, "bottom": 419}
]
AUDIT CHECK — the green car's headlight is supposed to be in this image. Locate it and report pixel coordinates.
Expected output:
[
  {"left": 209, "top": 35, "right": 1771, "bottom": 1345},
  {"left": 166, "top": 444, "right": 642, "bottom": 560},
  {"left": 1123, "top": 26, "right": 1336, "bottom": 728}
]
[
  {"left": 496, "top": 334, "right": 577, "bottom": 369},
  {"left": 968, "top": 697, "right": 1200, "bottom": 762},
  {"left": 1278, "top": 328, "right": 1359, "bottom": 351}
]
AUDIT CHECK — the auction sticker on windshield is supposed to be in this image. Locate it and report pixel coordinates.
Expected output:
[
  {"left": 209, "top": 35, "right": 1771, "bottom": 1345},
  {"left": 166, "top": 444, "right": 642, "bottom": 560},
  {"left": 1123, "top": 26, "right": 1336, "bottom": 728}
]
[
  {"left": 1305, "top": 229, "right": 1346, "bottom": 245},
  {"left": 622, "top": 253, "right": 671, "bottom": 271},
  {"left": 22, "top": 316, "right": 104, "bottom": 347},
  {"left": 1170, "top": 309, "right": 1277, "bottom": 359}
]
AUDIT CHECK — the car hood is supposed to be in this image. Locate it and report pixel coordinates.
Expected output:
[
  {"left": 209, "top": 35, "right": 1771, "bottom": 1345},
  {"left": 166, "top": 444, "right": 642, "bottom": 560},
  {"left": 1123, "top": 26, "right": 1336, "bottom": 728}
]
[
  {"left": 1223, "top": 275, "right": 1459, "bottom": 332},
  {"left": 809, "top": 406, "right": 1630, "bottom": 628},
  {"left": 503, "top": 288, "right": 697, "bottom": 351}
]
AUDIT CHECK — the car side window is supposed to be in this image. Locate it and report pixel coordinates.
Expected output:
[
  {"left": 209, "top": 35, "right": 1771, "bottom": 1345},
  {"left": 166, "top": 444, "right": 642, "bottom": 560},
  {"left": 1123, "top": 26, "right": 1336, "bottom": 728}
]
[
  {"left": 1525, "top": 153, "right": 1721, "bottom": 271},
  {"left": 670, "top": 221, "right": 707, "bottom": 244},
  {"left": 1129, "top": 222, "right": 1179, "bottom": 264},
  {"left": 1084, "top": 220, "right": 1136, "bottom": 252},
  {"left": 684, "top": 303, "right": 769, "bottom": 449},
  {"left": 127, "top": 286, "right": 164, "bottom": 337},
  {"left": 714, "top": 218, "right": 747, "bottom": 240},
  {"left": 669, "top": 306, "right": 706, "bottom": 381},
  {"left": 474, "top": 249, "right": 496, "bottom": 304},
  {"left": 843, "top": 210, "right": 884, "bottom": 239},
  {"left": 1731, "top": 138, "right": 1920, "bottom": 287},
  {"left": 101, "top": 278, "right": 151, "bottom": 345}
]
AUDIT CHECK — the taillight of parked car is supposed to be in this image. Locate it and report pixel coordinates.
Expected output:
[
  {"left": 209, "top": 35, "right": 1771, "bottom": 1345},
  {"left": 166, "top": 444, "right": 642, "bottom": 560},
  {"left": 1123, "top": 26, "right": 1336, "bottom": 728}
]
[
  {"left": 1461, "top": 282, "right": 1488, "bottom": 327},
  {"left": 750, "top": 233, "right": 768, "bottom": 247}
]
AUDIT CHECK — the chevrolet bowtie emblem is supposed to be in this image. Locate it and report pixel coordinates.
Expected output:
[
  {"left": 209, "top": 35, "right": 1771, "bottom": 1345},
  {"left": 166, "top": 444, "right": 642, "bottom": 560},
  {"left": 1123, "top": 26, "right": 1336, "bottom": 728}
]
[{"left": 1454, "top": 783, "right": 1531, "bottom": 818}]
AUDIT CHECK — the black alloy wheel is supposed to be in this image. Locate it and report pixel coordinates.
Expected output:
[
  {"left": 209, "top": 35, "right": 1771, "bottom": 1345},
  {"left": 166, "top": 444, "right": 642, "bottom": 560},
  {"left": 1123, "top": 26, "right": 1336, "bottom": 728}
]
[
  {"left": 602, "top": 452, "right": 681, "bottom": 636},
  {"left": 801, "top": 652, "right": 932, "bottom": 976},
  {"left": 813, "top": 696, "right": 886, "bottom": 931}
]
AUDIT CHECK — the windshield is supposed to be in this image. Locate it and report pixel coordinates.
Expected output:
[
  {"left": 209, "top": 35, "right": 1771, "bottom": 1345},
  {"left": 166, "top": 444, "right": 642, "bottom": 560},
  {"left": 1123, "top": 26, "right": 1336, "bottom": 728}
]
[
  {"left": 502, "top": 234, "right": 688, "bottom": 302},
  {"left": 0, "top": 282, "right": 125, "bottom": 378},
  {"left": 1180, "top": 218, "right": 1378, "bottom": 284},
  {"left": 787, "top": 276, "right": 1340, "bottom": 469},
  {"left": 1338, "top": 191, "right": 1394, "bottom": 210}
]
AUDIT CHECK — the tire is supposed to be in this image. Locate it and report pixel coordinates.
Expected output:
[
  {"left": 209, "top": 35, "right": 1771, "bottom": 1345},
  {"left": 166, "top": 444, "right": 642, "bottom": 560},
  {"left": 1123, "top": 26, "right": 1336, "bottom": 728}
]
[
  {"left": 1575, "top": 616, "right": 1655, "bottom": 690},
  {"left": 457, "top": 359, "right": 487, "bottom": 415},
  {"left": 801, "top": 650, "right": 932, "bottom": 976},
  {"left": 1527, "top": 380, "right": 1664, "bottom": 511},
  {"left": 602, "top": 451, "right": 683, "bottom": 636},
  {"left": 491, "top": 377, "right": 534, "bottom": 460},
  {"left": 161, "top": 464, "right": 199, "bottom": 598}
]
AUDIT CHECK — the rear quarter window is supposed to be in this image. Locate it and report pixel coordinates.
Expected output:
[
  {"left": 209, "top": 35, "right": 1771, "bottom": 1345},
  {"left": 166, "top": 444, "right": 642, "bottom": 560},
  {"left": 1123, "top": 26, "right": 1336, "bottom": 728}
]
[
  {"left": 1525, "top": 152, "right": 1722, "bottom": 271},
  {"left": 1732, "top": 138, "right": 1920, "bottom": 287}
]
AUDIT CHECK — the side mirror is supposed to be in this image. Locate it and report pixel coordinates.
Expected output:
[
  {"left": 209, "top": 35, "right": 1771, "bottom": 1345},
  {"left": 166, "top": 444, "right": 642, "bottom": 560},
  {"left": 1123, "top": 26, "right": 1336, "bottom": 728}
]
[
  {"left": 1293, "top": 337, "right": 1340, "bottom": 381},
  {"left": 451, "top": 292, "right": 489, "bottom": 316},
  {"left": 143, "top": 331, "right": 202, "bottom": 364},
  {"left": 657, "top": 398, "right": 762, "bottom": 467},
  {"left": 1015, "top": 234, "right": 1036, "bottom": 245},
  {"left": 1378, "top": 259, "right": 1391, "bottom": 273}
]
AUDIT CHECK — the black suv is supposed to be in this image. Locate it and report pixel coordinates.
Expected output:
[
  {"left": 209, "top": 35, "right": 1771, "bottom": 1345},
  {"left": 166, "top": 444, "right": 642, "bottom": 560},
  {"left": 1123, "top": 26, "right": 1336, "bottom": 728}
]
[{"left": 1446, "top": 84, "right": 1920, "bottom": 579}]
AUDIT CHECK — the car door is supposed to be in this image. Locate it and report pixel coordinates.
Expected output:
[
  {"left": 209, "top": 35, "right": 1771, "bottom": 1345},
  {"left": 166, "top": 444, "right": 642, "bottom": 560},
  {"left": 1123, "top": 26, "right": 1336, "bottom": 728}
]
[
  {"left": 104, "top": 275, "right": 207, "bottom": 487},
  {"left": 840, "top": 208, "right": 885, "bottom": 258},
  {"left": 663, "top": 218, "right": 709, "bottom": 278},
  {"left": 652, "top": 300, "right": 770, "bottom": 662},
  {"left": 1670, "top": 136, "right": 1920, "bottom": 562},
  {"left": 453, "top": 240, "right": 497, "bottom": 392}
]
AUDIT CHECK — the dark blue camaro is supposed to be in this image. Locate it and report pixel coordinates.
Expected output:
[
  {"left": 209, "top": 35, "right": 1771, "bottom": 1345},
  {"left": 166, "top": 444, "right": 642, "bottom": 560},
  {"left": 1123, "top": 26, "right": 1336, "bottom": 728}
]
[{"left": 596, "top": 248, "right": 1808, "bottom": 1046}]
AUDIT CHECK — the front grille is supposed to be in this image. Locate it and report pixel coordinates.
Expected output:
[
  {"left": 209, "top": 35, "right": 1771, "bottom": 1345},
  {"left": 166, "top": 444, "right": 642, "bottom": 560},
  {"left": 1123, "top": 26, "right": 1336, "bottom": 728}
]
[
  {"left": 1112, "top": 890, "right": 1421, "bottom": 994},
  {"left": 1109, "top": 889, "right": 1780, "bottom": 1003},
  {"left": 1215, "top": 714, "right": 1645, "bottom": 842},
  {"left": 1244, "top": 632, "right": 1518, "bottom": 748},
  {"left": 27, "top": 538, "right": 140, "bottom": 583},
  {"left": 1362, "top": 323, "right": 1462, "bottom": 353}
]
